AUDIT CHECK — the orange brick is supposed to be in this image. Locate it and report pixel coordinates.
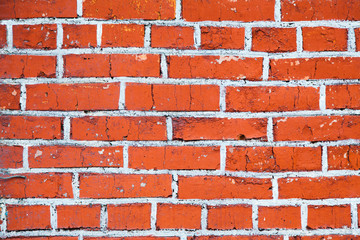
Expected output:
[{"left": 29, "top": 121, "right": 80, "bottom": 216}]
[
  {"left": 0, "top": 84, "right": 21, "bottom": 110},
  {"left": 108, "top": 204, "right": 151, "bottom": 230},
  {"left": 356, "top": 28, "right": 360, "bottom": 51},
  {"left": 201, "top": 27, "right": 245, "bottom": 50},
  {"left": 258, "top": 206, "right": 301, "bottom": 229},
  {"left": 13, "top": 24, "right": 57, "bottom": 49},
  {"left": 328, "top": 145, "right": 360, "bottom": 170},
  {"left": 0, "top": 145, "right": 23, "bottom": 168},
  {"left": 62, "top": 24, "right": 97, "bottom": 49},
  {"left": 57, "top": 205, "right": 101, "bottom": 229},
  {"left": 252, "top": 28, "right": 296, "bottom": 52},
  {"left": 128, "top": 146, "right": 220, "bottom": 170},
  {"left": 189, "top": 237, "right": 282, "bottom": 240},
  {"left": 207, "top": 205, "right": 252, "bottom": 230},
  {"left": 7, "top": 205, "right": 51, "bottom": 231},
  {"left": 307, "top": 205, "right": 351, "bottom": 229},
  {"left": 125, "top": 83, "right": 219, "bottom": 111},
  {"left": 302, "top": 27, "right": 347, "bottom": 51},
  {"left": 156, "top": 204, "right": 201, "bottom": 230},
  {"left": 290, "top": 236, "right": 360, "bottom": 240},
  {"left": 151, "top": 26, "right": 194, "bottom": 49},
  {"left": 0, "top": 25, "right": 6, "bottom": 48},
  {"left": 102, "top": 24, "right": 144, "bottom": 48},
  {"left": 326, "top": 84, "right": 360, "bottom": 110}
]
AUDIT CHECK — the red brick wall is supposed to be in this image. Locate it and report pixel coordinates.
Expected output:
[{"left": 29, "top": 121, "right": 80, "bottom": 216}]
[{"left": 1, "top": 0, "right": 360, "bottom": 239}]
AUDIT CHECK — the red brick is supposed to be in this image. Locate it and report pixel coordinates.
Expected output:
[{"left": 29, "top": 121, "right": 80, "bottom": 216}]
[
  {"left": 156, "top": 204, "right": 201, "bottom": 230},
  {"left": 128, "top": 146, "right": 220, "bottom": 170},
  {"left": 273, "top": 116, "right": 360, "bottom": 142},
  {"left": 64, "top": 54, "right": 160, "bottom": 78},
  {"left": 302, "top": 27, "right": 348, "bottom": 52},
  {"left": 258, "top": 206, "right": 301, "bottom": 229},
  {"left": 71, "top": 116, "right": 167, "bottom": 141},
  {"left": 13, "top": 24, "right": 57, "bottom": 49},
  {"left": 151, "top": 26, "right": 194, "bottom": 49},
  {"left": 326, "top": 84, "right": 360, "bottom": 110},
  {"left": 28, "top": 146, "right": 123, "bottom": 168},
  {"left": 356, "top": 28, "right": 360, "bottom": 51},
  {"left": 57, "top": 205, "right": 101, "bottom": 229},
  {"left": 85, "top": 238, "right": 179, "bottom": 240},
  {"left": 168, "top": 55, "right": 263, "bottom": 80},
  {"left": 102, "top": 24, "right": 144, "bottom": 48},
  {"left": 173, "top": 117, "right": 267, "bottom": 141},
  {"left": 226, "top": 146, "right": 322, "bottom": 172},
  {"left": 189, "top": 237, "right": 282, "bottom": 240},
  {"left": 290, "top": 236, "right": 360, "bottom": 240},
  {"left": 0, "top": 116, "right": 63, "bottom": 140},
  {"left": 83, "top": 0, "right": 175, "bottom": 20},
  {"left": 79, "top": 173, "right": 172, "bottom": 198},
  {"left": 201, "top": 27, "right": 245, "bottom": 50},
  {"left": 0, "top": 145, "right": 23, "bottom": 168},
  {"left": 0, "top": 55, "right": 56, "bottom": 78},
  {"left": 226, "top": 86, "right": 319, "bottom": 112},
  {"left": 269, "top": 57, "right": 360, "bottom": 81},
  {"left": 307, "top": 205, "right": 351, "bottom": 229},
  {"left": 62, "top": 24, "right": 97, "bottom": 49},
  {"left": 328, "top": 146, "right": 360, "bottom": 170},
  {"left": 0, "top": 173, "right": 73, "bottom": 198},
  {"left": 7, "top": 205, "right": 50, "bottom": 231},
  {"left": 0, "top": 25, "right": 6, "bottom": 48},
  {"left": 108, "top": 204, "right": 151, "bottom": 230},
  {"left": 0, "top": 0, "right": 77, "bottom": 19},
  {"left": 182, "top": 0, "right": 275, "bottom": 22},
  {"left": 125, "top": 83, "right": 220, "bottom": 111},
  {"left": 252, "top": 28, "right": 296, "bottom": 52},
  {"left": 26, "top": 83, "right": 120, "bottom": 111},
  {"left": 0, "top": 84, "right": 21, "bottom": 110},
  {"left": 7, "top": 238, "right": 77, "bottom": 240},
  {"left": 281, "top": 0, "right": 360, "bottom": 21},
  {"left": 178, "top": 176, "right": 272, "bottom": 199},
  {"left": 278, "top": 176, "right": 360, "bottom": 199},
  {"left": 207, "top": 205, "right": 252, "bottom": 230}
]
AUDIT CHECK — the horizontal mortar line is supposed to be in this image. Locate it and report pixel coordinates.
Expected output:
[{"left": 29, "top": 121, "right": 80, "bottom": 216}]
[
  {"left": 3, "top": 197, "right": 360, "bottom": 206},
  {"left": 4, "top": 167, "right": 360, "bottom": 178},
  {"left": 1, "top": 18, "right": 360, "bottom": 27},
  {"left": 1, "top": 139, "right": 360, "bottom": 147},
  {"left": 2, "top": 48, "right": 360, "bottom": 57},
  {"left": 1, "top": 109, "right": 360, "bottom": 118},
  {"left": 0, "top": 228, "right": 359, "bottom": 237},
  {"left": 1, "top": 78, "right": 360, "bottom": 86}
]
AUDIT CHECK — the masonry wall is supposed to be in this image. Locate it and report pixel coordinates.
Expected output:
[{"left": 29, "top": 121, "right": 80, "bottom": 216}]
[{"left": 1, "top": 0, "right": 360, "bottom": 239}]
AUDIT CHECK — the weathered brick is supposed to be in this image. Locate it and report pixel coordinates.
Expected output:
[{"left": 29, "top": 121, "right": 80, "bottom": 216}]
[
  {"left": 0, "top": 84, "right": 21, "bottom": 110},
  {"left": 258, "top": 206, "right": 301, "bottom": 229},
  {"left": 326, "top": 84, "right": 360, "bottom": 110},
  {"left": 0, "top": 145, "right": 23, "bottom": 168},
  {"left": 7, "top": 205, "right": 51, "bottom": 231},
  {"left": 156, "top": 204, "right": 202, "bottom": 229},
  {"left": 252, "top": 28, "right": 296, "bottom": 52},
  {"left": 201, "top": 27, "right": 245, "bottom": 50},
  {"left": 328, "top": 145, "right": 360, "bottom": 170},
  {"left": 307, "top": 205, "right": 351, "bottom": 229},
  {"left": 57, "top": 205, "right": 101, "bottom": 229},
  {"left": 62, "top": 24, "right": 97, "bottom": 49},
  {"left": 102, "top": 24, "right": 144, "bottom": 48},
  {"left": 151, "top": 26, "right": 194, "bottom": 49},
  {"left": 107, "top": 204, "right": 151, "bottom": 230},
  {"left": 13, "top": 24, "right": 57, "bottom": 49},
  {"left": 207, "top": 205, "right": 252, "bottom": 230},
  {"left": 302, "top": 27, "right": 348, "bottom": 52}
]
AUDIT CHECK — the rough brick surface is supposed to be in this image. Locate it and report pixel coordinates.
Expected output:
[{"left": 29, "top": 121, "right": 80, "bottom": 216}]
[
  {"left": 307, "top": 205, "right": 351, "bottom": 229},
  {"left": 207, "top": 205, "right": 252, "bottom": 230},
  {"left": 252, "top": 28, "right": 296, "bottom": 53},
  {"left": 156, "top": 204, "right": 202, "bottom": 229},
  {"left": 13, "top": 24, "right": 57, "bottom": 49},
  {"left": 6, "top": 205, "right": 51, "bottom": 231},
  {"left": 107, "top": 204, "right": 151, "bottom": 230},
  {"left": 57, "top": 205, "right": 101, "bottom": 229},
  {"left": 0, "top": 84, "right": 21, "bottom": 110},
  {"left": 62, "top": 24, "right": 97, "bottom": 49},
  {"left": 258, "top": 206, "right": 301, "bottom": 229}
]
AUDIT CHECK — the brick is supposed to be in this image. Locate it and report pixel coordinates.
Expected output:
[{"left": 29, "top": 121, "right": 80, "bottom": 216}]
[
  {"left": 189, "top": 236, "right": 283, "bottom": 240},
  {"left": 151, "top": 26, "right": 194, "bottom": 49},
  {"left": 207, "top": 205, "right": 252, "bottom": 230},
  {"left": 102, "top": 24, "right": 144, "bottom": 48},
  {"left": 108, "top": 204, "right": 151, "bottom": 230},
  {"left": 326, "top": 84, "right": 360, "bottom": 110},
  {"left": 85, "top": 238, "right": 179, "bottom": 240},
  {"left": 13, "top": 24, "right": 57, "bottom": 49},
  {"left": 71, "top": 116, "right": 167, "bottom": 141},
  {"left": 0, "top": 55, "right": 56, "bottom": 78},
  {"left": 178, "top": 176, "right": 272, "bottom": 199},
  {"left": 173, "top": 117, "right": 267, "bottom": 141},
  {"left": 269, "top": 57, "right": 360, "bottom": 81},
  {"left": 0, "top": 173, "right": 73, "bottom": 198},
  {"left": 125, "top": 83, "right": 220, "bottom": 111},
  {"left": 57, "top": 205, "right": 101, "bottom": 229},
  {"left": 278, "top": 176, "right": 360, "bottom": 199},
  {"left": 26, "top": 83, "right": 120, "bottom": 111},
  {"left": 62, "top": 24, "right": 97, "bottom": 49},
  {"left": 302, "top": 27, "right": 348, "bottom": 52},
  {"left": 356, "top": 29, "right": 360, "bottom": 51},
  {"left": 7, "top": 238, "right": 77, "bottom": 240},
  {"left": 156, "top": 204, "right": 201, "bottom": 230},
  {"left": 290, "top": 236, "right": 360, "bottom": 240},
  {"left": 0, "top": 25, "right": 6, "bottom": 48},
  {"left": 79, "top": 173, "right": 172, "bottom": 198},
  {"left": 128, "top": 146, "right": 220, "bottom": 170},
  {"left": 226, "top": 146, "right": 322, "bottom": 172},
  {"left": 168, "top": 55, "right": 263, "bottom": 80},
  {"left": 201, "top": 27, "right": 245, "bottom": 50},
  {"left": 64, "top": 54, "right": 160, "bottom": 78},
  {"left": 0, "top": 0, "right": 77, "bottom": 19},
  {"left": 273, "top": 116, "right": 360, "bottom": 142},
  {"left": 252, "top": 28, "right": 296, "bottom": 52},
  {"left": 226, "top": 86, "right": 319, "bottom": 112},
  {"left": 182, "top": 0, "right": 275, "bottom": 22},
  {"left": 83, "top": 0, "right": 175, "bottom": 20},
  {"left": 0, "top": 145, "right": 23, "bottom": 168},
  {"left": 281, "top": 0, "right": 360, "bottom": 21},
  {"left": 28, "top": 146, "right": 123, "bottom": 168},
  {"left": 307, "top": 205, "right": 351, "bottom": 229},
  {"left": 258, "top": 206, "right": 301, "bottom": 229},
  {"left": 7, "top": 205, "right": 50, "bottom": 231},
  {"left": 328, "top": 146, "right": 360, "bottom": 170},
  {"left": 0, "top": 116, "right": 63, "bottom": 140},
  {"left": 0, "top": 84, "right": 21, "bottom": 110}
]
